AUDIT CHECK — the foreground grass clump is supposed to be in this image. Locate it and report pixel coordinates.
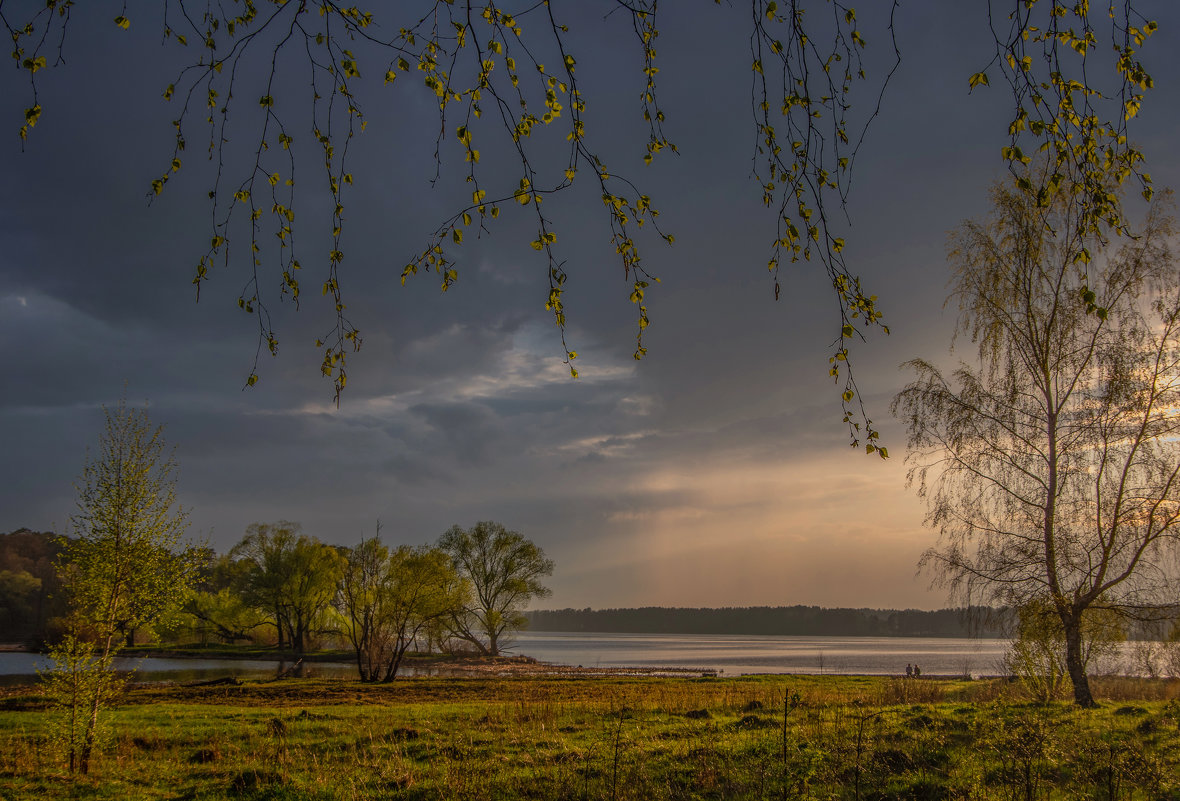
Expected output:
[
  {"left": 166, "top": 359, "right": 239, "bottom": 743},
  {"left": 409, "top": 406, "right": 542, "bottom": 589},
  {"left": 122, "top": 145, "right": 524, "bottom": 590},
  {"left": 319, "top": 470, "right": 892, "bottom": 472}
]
[{"left": 1, "top": 675, "right": 1179, "bottom": 800}]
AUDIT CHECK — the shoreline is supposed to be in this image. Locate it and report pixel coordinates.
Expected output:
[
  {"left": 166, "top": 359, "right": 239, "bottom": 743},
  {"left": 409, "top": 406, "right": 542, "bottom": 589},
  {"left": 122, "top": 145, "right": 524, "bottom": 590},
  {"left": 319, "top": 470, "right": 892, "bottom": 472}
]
[
  {"left": 1, "top": 641, "right": 1007, "bottom": 683},
  {"left": 0, "top": 668, "right": 1010, "bottom": 705},
  {"left": 0, "top": 646, "right": 724, "bottom": 685}
]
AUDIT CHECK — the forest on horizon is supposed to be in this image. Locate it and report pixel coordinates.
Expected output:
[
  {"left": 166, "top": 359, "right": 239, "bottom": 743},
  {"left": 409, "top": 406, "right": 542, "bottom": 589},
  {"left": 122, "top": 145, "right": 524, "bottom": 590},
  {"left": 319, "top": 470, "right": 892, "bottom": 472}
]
[
  {"left": 524, "top": 606, "right": 1009, "bottom": 639},
  {"left": 7, "top": 528, "right": 1175, "bottom": 645},
  {"left": 1, "top": 528, "right": 1004, "bottom": 643}
]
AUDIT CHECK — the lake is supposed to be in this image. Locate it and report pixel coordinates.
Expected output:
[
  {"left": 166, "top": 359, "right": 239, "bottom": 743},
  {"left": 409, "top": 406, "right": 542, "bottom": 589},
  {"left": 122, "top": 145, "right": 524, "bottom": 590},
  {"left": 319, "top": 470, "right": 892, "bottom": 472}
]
[
  {"left": 0, "top": 652, "right": 357, "bottom": 685},
  {"left": 510, "top": 632, "right": 1010, "bottom": 677},
  {"left": 0, "top": 633, "right": 1012, "bottom": 684}
]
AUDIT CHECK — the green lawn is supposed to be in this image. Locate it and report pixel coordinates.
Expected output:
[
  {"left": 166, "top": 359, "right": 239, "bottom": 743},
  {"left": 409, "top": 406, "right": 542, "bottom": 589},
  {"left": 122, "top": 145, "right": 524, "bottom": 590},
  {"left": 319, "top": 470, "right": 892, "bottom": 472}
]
[{"left": 2, "top": 675, "right": 1179, "bottom": 799}]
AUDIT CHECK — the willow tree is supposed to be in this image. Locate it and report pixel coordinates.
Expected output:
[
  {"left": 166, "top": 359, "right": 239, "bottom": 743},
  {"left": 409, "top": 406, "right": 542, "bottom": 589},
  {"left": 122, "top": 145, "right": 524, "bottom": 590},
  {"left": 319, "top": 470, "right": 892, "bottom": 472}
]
[
  {"left": 893, "top": 181, "right": 1180, "bottom": 707},
  {"left": 230, "top": 522, "right": 343, "bottom": 655},
  {"left": 46, "top": 399, "right": 195, "bottom": 773},
  {"left": 337, "top": 536, "right": 467, "bottom": 681},
  {"left": 439, "top": 521, "right": 553, "bottom": 656},
  {"left": 3, "top": 2, "right": 1159, "bottom": 448}
]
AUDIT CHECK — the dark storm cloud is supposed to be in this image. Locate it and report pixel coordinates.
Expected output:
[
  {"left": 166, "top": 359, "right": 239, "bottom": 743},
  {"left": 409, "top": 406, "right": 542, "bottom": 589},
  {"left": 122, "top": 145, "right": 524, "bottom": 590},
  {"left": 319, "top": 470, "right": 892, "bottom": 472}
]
[
  {"left": 3, "top": 2, "right": 1179, "bottom": 606},
  {"left": 406, "top": 401, "right": 506, "bottom": 466}
]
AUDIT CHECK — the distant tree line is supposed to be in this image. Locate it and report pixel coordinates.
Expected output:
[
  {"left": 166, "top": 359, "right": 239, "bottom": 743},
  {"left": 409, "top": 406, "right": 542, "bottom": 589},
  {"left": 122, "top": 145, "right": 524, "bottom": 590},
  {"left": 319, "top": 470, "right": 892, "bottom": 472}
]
[
  {"left": 526, "top": 606, "right": 1180, "bottom": 642},
  {"left": 0, "top": 529, "right": 69, "bottom": 643},
  {"left": 525, "top": 606, "right": 1009, "bottom": 639},
  {"left": 11, "top": 528, "right": 1180, "bottom": 654}
]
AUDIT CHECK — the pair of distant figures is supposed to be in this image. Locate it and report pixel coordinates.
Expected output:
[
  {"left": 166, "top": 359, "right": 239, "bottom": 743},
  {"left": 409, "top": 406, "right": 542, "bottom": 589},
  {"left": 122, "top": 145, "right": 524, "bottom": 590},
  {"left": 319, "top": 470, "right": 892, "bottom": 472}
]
[{"left": 905, "top": 663, "right": 922, "bottom": 678}]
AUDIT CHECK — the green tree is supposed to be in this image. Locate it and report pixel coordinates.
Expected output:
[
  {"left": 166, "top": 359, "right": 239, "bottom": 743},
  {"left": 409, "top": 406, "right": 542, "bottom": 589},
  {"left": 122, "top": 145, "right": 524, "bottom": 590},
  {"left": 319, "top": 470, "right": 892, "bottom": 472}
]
[
  {"left": 336, "top": 535, "right": 386, "bottom": 680},
  {"left": 39, "top": 633, "right": 123, "bottom": 776},
  {"left": 44, "top": 399, "right": 195, "bottom": 773},
  {"left": 0, "top": 529, "right": 67, "bottom": 644},
  {"left": 0, "top": 570, "right": 40, "bottom": 639},
  {"left": 1003, "top": 599, "right": 1124, "bottom": 703},
  {"left": 3, "top": 3, "right": 1158, "bottom": 444},
  {"left": 227, "top": 523, "right": 297, "bottom": 650},
  {"left": 181, "top": 550, "right": 272, "bottom": 645},
  {"left": 894, "top": 178, "right": 1180, "bottom": 707},
  {"left": 230, "top": 522, "right": 343, "bottom": 656},
  {"left": 439, "top": 521, "right": 553, "bottom": 656},
  {"left": 337, "top": 532, "right": 467, "bottom": 681}
]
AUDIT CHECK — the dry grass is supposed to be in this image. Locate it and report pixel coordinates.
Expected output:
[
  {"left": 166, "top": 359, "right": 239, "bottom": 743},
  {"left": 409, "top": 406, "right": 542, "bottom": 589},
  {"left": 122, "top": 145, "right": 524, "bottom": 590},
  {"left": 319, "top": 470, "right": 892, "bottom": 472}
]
[{"left": 2, "top": 674, "right": 1178, "bottom": 800}]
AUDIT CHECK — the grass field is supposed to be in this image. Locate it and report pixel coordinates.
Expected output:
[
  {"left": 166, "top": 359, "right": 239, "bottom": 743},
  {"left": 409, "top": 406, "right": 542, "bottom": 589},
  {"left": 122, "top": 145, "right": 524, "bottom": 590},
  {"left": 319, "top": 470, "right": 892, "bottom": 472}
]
[{"left": 2, "top": 674, "right": 1180, "bottom": 800}]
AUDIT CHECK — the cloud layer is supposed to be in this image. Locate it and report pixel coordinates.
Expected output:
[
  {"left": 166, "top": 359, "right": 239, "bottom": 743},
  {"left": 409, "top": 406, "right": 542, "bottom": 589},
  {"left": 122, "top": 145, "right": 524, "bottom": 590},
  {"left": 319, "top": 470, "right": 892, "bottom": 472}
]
[{"left": 3, "top": 3, "right": 1178, "bottom": 610}]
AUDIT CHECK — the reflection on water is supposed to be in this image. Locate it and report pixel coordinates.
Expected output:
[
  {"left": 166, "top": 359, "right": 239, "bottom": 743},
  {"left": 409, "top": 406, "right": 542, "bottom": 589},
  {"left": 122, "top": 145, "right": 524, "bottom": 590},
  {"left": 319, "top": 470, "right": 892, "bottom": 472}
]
[
  {"left": 2, "top": 632, "right": 1156, "bottom": 683},
  {"left": 0, "top": 651, "right": 483, "bottom": 685},
  {"left": 512, "top": 632, "right": 1013, "bottom": 677},
  {"left": 0, "top": 652, "right": 361, "bottom": 685}
]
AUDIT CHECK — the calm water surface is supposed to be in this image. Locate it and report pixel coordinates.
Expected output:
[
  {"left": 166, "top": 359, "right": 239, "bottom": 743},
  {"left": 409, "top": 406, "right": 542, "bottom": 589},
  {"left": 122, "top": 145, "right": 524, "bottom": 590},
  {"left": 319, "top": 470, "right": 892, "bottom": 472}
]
[
  {"left": 512, "top": 632, "right": 1010, "bottom": 677},
  {"left": 0, "top": 652, "right": 358, "bottom": 685},
  {"left": 1, "top": 633, "right": 1012, "bottom": 683}
]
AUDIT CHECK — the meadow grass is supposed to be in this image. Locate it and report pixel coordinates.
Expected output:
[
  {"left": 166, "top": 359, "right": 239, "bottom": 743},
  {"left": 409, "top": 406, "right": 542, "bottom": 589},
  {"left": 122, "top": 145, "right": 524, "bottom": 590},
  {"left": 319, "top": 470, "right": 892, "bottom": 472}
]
[{"left": 2, "top": 674, "right": 1179, "bottom": 799}]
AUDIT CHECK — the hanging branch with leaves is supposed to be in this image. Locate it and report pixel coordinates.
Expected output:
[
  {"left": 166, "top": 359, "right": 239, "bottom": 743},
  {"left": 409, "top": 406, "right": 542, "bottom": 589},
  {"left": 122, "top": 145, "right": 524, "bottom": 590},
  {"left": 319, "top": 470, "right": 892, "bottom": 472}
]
[{"left": 3, "top": 1, "right": 1159, "bottom": 453}]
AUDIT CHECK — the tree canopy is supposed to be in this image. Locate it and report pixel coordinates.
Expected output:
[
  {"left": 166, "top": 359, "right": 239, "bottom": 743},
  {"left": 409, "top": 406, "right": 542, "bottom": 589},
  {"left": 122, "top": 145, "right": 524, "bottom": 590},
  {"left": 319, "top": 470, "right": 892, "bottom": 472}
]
[
  {"left": 0, "top": 529, "right": 66, "bottom": 644},
  {"left": 47, "top": 399, "right": 196, "bottom": 773},
  {"left": 229, "top": 521, "right": 344, "bottom": 655},
  {"left": 2, "top": 1, "right": 1161, "bottom": 447},
  {"left": 65, "top": 400, "right": 195, "bottom": 650},
  {"left": 440, "top": 520, "right": 553, "bottom": 656},
  {"left": 337, "top": 535, "right": 467, "bottom": 681}
]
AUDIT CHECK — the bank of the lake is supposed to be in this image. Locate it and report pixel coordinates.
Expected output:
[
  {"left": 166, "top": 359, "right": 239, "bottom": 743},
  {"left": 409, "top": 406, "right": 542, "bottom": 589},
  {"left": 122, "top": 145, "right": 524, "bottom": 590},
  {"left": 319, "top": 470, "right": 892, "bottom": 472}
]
[
  {"left": 0, "top": 646, "right": 506, "bottom": 686},
  {"left": 0, "top": 632, "right": 1016, "bottom": 685}
]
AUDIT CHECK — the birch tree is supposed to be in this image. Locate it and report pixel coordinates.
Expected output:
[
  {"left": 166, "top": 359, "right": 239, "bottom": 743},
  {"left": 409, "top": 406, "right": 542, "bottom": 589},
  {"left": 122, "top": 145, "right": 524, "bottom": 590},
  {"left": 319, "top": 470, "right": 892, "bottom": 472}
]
[
  {"left": 894, "top": 181, "right": 1180, "bottom": 707},
  {"left": 45, "top": 399, "right": 195, "bottom": 773}
]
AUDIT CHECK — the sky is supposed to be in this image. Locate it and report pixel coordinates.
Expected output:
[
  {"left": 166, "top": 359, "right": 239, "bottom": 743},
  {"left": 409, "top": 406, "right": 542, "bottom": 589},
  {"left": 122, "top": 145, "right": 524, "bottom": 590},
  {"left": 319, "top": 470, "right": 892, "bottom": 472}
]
[{"left": 2, "top": 2, "right": 1179, "bottom": 611}]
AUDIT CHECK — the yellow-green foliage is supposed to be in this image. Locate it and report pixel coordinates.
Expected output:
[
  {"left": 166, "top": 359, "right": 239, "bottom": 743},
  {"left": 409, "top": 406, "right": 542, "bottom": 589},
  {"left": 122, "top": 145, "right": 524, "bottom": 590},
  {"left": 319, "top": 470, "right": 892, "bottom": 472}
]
[{"left": 2, "top": 675, "right": 1180, "bottom": 800}]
